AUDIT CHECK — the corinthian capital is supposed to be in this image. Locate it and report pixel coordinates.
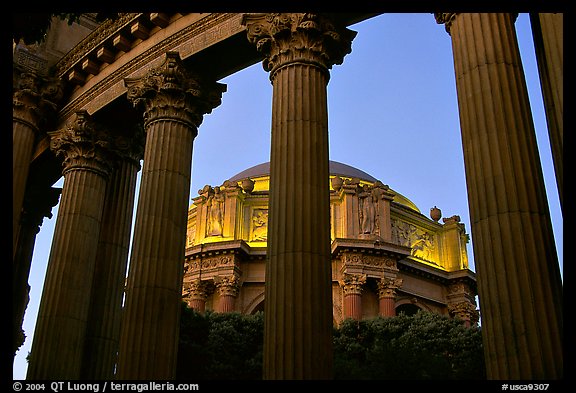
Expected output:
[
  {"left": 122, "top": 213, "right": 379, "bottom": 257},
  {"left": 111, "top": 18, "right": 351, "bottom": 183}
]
[
  {"left": 215, "top": 275, "right": 241, "bottom": 297},
  {"left": 13, "top": 71, "right": 64, "bottom": 130},
  {"left": 241, "top": 13, "right": 357, "bottom": 79},
  {"left": 434, "top": 13, "right": 458, "bottom": 35},
  {"left": 377, "top": 277, "right": 403, "bottom": 298},
  {"left": 124, "top": 52, "right": 226, "bottom": 130},
  {"left": 48, "top": 110, "right": 116, "bottom": 177},
  {"left": 339, "top": 273, "right": 366, "bottom": 296}
]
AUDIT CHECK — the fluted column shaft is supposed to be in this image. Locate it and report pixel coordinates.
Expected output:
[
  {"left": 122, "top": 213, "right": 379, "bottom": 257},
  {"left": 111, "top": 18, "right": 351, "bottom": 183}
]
[
  {"left": 81, "top": 132, "right": 143, "bottom": 379},
  {"left": 116, "top": 52, "right": 225, "bottom": 380},
  {"left": 530, "top": 13, "right": 563, "bottom": 211},
  {"left": 437, "top": 13, "right": 563, "bottom": 379},
  {"left": 27, "top": 111, "right": 115, "bottom": 379},
  {"left": 243, "top": 13, "right": 356, "bottom": 380}
]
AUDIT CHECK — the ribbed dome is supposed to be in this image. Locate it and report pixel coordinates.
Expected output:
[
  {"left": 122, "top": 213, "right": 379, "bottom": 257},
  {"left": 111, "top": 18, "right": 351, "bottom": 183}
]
[{"left": 229, "top": 160, "right": 378, "bottom": 182}]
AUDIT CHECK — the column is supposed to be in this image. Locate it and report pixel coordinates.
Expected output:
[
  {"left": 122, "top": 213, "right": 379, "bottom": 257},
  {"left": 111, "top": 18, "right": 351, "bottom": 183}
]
[
  {"left": 26, "top": 111, "right": 116, "bottom": 379},
  {"left": 13, "top": 186, "right": 61, "bottom": 359},
  {"left": 436, "top": 13, "right": 563, "bottom": 379},
  {"left": 530, "top": 13, "right": 563, "bottom": 211},
  {"left": 116, "top": 52, "right": 225, "bottom": 380},
  {"left": 215, "top": 275, "right": 240, "bottom": 313},
  {"left": 448, "top": 301, "right": 479, "bottom": 328},
  {"left": 186, "top": 280, "right": 211, "bottom": 312},
  {"left": 242, "top": 13, "right": 356, "bottom": 380},
  {"left": 340, "top": 274, "right": 366, "bottom": 320},
  {"left": 13, "top": 72, "right": 62, "bottom": 256},
  {"left": 81, "top": 127, "right": 144, "bottom": 379},
  {"left": 377, "top": 277, "right": 403, "bottom": 317}
]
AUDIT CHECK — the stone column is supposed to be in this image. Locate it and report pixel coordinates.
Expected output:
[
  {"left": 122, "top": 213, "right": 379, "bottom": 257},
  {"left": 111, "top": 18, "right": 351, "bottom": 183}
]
[
  {"left": 215, "top": 275, "right": 240, "bottom": 313},
  {"left": 186, "top": 280, "right": 211, "bottom": 312},
  {"left": 81, "top": 127, "right": 144, "bottom": 380},
  {"left": 340, "top": 274, "right": 366, "bottom": 320},
  {"left": 242, "top": 13, "right": 356, "bottom": 380},
  {"left": 448, "top": 301, "right": 479, "bottom": 328},
  {"left": 530, "top": 13, "right": 563, "bottom": 212},
  {"left": 12, "top": 72, "right": 62, "bottom": 257},
  {"left": 116, "top": 52, "right": 225, "bottom": 380},
  {"left": 377, "top": 277, "right": 403, "bottom": 317},
  {"left": 436, "top": 13, "right": 563, "bottom": 379},
  {"left": 13, "top": 186, "right": 61, "bottom": 359},
  {"left": 26, "top": 111, "right": 116, "bottom": 379}
]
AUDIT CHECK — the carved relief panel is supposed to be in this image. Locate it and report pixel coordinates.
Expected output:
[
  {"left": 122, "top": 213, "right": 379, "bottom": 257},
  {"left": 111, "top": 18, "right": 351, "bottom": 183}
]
[
  {"left": 251, "top": 209, "right": 268, "bottom": 242},
  {"left": 391, "top": 218, "right": 438, "bottom": 263}
]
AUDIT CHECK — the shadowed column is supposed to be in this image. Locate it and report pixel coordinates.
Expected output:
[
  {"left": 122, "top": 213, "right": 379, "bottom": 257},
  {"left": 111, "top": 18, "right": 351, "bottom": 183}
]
[
  {"left": 13, "top": 72, "right": 62, "bottom": 257},
  {"left": 530, "top": 13, "right": 563, "bottom": 212},
  {"left": 436, "top": 13, "right": 563, "bottom": 379},
  {"left": 81, "top": 127, "right": 144, "bottom": 379},
  {"left": 116, "top": 52, "right": 225, "bottom": 379},
  {"left": 242, "top": 13, "right": 356, "bottom": 379},
  {"left": 27, "top": 111, "right": 116, "bottom": 379}
]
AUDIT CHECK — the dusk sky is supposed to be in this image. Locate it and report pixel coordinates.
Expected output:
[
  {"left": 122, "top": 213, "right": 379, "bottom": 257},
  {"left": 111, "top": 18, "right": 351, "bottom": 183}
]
[{"left": 13, "top": 13, "right": 563, "bottom": 379}]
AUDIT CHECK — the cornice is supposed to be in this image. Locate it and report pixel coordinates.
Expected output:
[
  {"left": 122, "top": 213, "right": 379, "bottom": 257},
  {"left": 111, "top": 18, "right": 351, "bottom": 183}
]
[{"left": 57, "top": 13, "right": 241, "bottom": 124}]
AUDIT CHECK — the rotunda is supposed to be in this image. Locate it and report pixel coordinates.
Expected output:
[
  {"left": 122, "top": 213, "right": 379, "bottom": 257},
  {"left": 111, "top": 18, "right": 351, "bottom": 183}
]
[{"left": 183, "top": 160, "right": 478, "bottom": 326}]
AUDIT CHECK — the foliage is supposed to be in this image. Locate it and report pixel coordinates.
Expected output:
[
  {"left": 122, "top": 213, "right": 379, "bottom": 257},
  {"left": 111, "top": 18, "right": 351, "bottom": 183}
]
[
  {"left": 176, "top": 304, "right": 485, "bottom": 380},
  {"left": 333, "top": 311, "right": 486, "bottom": 380},
  {"left": 176, "top": 303, "right": 264, "bottom": 380}
]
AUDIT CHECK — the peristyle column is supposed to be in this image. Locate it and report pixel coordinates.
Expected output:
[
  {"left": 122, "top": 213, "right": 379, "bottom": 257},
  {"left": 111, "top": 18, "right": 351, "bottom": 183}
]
[
  {"left": 242, "top": 13, "right": 356, "bottom": 379},
  {"left": 116, "top": 52, "right": 225, "bottom": 379},
  {"left": 13, "top": 72, "right": 62, "bottom": 257},
  {"left": 436, "top": 13, "right": 563, "bottom": 379},
  {"left": 27, "top": 111, "right": 116, "bottom": 379},
  {"left": 81, "top": 127, "right": 145, "bottom": 380},
  {"left": 530, "top": 13, "right": 563, "bottom": 212}
]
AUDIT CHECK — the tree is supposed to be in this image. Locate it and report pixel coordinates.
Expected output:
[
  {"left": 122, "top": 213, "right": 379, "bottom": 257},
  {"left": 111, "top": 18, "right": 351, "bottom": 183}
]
[
  {"left": 176, "top": 303, "right": 264, "bottom": 380},
  {"left": 333, "top": 311, "right": 486, "bottom": 379},
  {"left": 176, "top": 304, "right": 485, "bottom": 380}
]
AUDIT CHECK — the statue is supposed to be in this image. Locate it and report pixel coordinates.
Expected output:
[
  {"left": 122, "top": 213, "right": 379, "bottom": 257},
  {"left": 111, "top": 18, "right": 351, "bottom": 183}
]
[{"left": 206, "top": 186, "right": 224, "bottom": 236}]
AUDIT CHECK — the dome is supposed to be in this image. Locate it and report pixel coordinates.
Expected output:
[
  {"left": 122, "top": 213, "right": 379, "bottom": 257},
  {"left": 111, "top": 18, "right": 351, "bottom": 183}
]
[
  {"left": 229, "top": 160, "right": 377, "bottom": 183},
  {"left": 228, "top": 160, "right": 420, "bottom": 213}
]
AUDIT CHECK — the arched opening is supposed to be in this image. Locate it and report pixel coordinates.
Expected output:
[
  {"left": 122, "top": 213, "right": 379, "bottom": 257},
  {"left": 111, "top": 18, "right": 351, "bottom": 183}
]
[{"left": 395, "top": 303, "right": 421, "bottom": 316}]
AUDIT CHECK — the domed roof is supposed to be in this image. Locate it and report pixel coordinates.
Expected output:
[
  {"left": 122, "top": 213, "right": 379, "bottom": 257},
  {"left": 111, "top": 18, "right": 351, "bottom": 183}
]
[
  {"left": 229, "top": 160, "right": 378, "bottom": 182},
  {"left": 229, "top": 160, "right": 420, "bottom": 213}
]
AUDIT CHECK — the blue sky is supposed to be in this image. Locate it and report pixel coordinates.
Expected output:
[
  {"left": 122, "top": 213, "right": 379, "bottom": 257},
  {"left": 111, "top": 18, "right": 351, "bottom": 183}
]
[{"left": 13, "top": 13, "right": 563, "bottom": 379}]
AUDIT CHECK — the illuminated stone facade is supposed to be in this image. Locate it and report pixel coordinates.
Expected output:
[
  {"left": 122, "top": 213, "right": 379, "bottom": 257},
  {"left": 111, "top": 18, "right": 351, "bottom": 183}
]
[{"left": 182, "top": 161, "right": 479, "bottom": 326}]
